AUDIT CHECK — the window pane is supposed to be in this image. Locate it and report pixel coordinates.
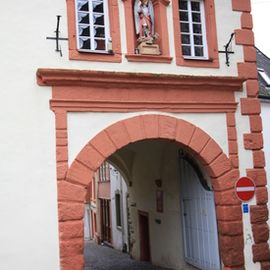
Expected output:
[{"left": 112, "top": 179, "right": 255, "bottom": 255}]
[
  {"left": 181, "top": 34, "right": 190, "bottom": 44},
  {"left": 180, "top": 11, "right": 189, "bottom": 21},
  {"left": 95, "top": 39, "right": 106, "bottom": 50},
  {"left": 93, "top": 1, "right": 104, "bottom": 13},
  {"left": 195, "top": 46, "right": 204, "bottom": 56},
  {"left": 191, "top": 1, "right": 200, "bottom": 11},
  {"left": 78, "top": 1, "right": 89, "bottom": 11},
  {"left": 179, "top": 0, "right": 188, "bottom": 10},
  {"left": 78, "top": 12, "right": 90, "bottom": 24},
  {"left": 93, "top": 14, "right": 104, "bottom": 25},
  {"left": 180, "top": 22, "right": 189, "bottom": 32},
  {"left": 182, "top": 45, "right": 191, "bottom": 56},
  {"left": 193, "top": 23, "right": 202, "bottom": 34},
  {"left": 94, "top": 26, "right": 105, "bottom": 38},
  {"left": 79, "top": 25, "right": 91, "bottom": 36},
  {"left": 194, "top": 35, "right": 202, "bottom": 45},
  {"left": 192, "top": 12, "right": 201, "bottom": 22},
  {"left": 79, "top": 37, "right": 91, "bottom": 50}
]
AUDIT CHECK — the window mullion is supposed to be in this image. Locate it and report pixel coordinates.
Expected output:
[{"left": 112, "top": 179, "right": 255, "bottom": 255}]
[
  {"left": 188, "top": 1, "right": 195, "bottom": 57},
  {"left": 89, "top": 0, "right": 95, "bottom": 50},
  {"left": 103, "top": 0, "right": 110, "bottom": 51}
]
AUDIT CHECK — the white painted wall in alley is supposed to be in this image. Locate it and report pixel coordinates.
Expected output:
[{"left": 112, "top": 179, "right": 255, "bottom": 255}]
[{"left": 110, "top": 167, "right": 129, "bottom": 251}]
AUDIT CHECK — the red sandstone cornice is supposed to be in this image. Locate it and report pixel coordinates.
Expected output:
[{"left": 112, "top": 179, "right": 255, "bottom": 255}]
[{"left": 37, "top": 68, "right": 244, "bottom": 91}]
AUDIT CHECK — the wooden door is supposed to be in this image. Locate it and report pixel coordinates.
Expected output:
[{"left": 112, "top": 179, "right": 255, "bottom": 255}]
[
  {"left": 100, "top": 199, "right": 112, "bottom": 243},
  {"left": 139, "top": 211, "right": 151, "bottom": 262}
]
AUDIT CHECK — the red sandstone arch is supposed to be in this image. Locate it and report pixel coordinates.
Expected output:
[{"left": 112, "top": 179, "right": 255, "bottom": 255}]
[{"left": 58, "top": 114, "right": 244, "bottom": 270}]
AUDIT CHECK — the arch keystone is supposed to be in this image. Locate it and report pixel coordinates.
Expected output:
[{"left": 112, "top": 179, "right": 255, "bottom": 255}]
[
  {"left": 158, "top": 115, "right": 177, "bottom": 139},
  {"left": 142, "top": 114, "right": 159, "bottom": 138}
]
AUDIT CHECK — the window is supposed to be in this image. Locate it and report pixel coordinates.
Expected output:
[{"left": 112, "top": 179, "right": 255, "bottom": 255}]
[
  {"left": 75, "top": 0, "right": 110, "bottom": 53},
  {"left": 172, "top": 0, "right": 219, "bottom": 67},
  {"left": 258, "top": 68, "right": 270, "bottom": 86},
  {"left": 115, "top": 193, "right": 122, "bottom": 227},
  {"left": 99, "top": 162, "right": 111, "bottom": 182},
  {"left": 67, "top": 0, "right": 121, "bottom": 62},
  {"left": 179, "top": 0, "right": 208, "bottom": 59}
]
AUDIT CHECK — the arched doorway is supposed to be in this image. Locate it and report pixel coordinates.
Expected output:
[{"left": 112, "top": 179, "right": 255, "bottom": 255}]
[{"left": 58, "top": 114, "right": 243, "bottom": 270}]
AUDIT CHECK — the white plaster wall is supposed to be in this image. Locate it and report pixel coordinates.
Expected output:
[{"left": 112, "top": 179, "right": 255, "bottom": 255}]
[
  {"left": 110, "top": 166, "right": 128, "bottom": 251},
  {"left": 0, "top": 2, "right": 64, "bottom": 269}
]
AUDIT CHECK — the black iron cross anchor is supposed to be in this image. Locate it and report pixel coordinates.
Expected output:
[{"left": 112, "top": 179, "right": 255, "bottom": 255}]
[
  {"left": 218, "top": 33, "right": 235, "bottom": 67},
  {"left": 46, "top": 15, "right": 68, "bottom": 57}
]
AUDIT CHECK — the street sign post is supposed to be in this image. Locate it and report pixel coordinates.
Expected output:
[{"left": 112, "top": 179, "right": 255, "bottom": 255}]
[{"left": 235, "top": 177, "right": 256, "bottom": 202}]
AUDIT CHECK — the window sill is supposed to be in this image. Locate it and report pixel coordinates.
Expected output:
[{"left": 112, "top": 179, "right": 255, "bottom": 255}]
[
  {"left": 176, "top": 56, "right": 219, "bottom": 68},
  {"left": 69, "top": 49, "right": 122, "bottom": 63},
  {"left": 125, "top": 54, "right": 173, "bottom": 64},
  {"left": 183, "top": 56, "right": 210, "bottom": 61}
]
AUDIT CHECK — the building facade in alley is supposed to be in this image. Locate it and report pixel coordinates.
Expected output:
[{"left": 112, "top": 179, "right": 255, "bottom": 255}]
[{"left": 0, "top": 0, "right": 269, "bottom": 270}]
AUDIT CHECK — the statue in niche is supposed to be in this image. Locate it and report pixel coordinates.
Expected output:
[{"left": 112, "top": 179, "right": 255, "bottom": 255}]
[{"left": 134, "top": 0, "right": 160, "bottom": 55}]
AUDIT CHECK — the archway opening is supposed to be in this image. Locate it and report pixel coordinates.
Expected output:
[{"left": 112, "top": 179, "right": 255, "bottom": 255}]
[{"left": 83, "top": 139, "right": 220, "bottom": 270}]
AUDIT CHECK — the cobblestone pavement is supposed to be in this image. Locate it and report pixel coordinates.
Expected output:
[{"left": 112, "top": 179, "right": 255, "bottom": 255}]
[{"left": 84, "top": 240, "right": 173, "bottom": 270}]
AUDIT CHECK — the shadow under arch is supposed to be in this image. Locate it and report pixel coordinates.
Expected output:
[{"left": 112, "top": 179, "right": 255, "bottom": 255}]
[{"left": 58, "top": 114, "right": 243, "bottom": 270}]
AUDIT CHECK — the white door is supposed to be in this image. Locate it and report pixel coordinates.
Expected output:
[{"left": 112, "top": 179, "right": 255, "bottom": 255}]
[{"left": 179, "top": 158, "right": 220, "bottom": 270}]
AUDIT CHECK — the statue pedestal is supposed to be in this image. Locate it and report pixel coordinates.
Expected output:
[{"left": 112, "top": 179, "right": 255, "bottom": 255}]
[{"left": 138, "top": 42, "right": 160, "bottom": 55}]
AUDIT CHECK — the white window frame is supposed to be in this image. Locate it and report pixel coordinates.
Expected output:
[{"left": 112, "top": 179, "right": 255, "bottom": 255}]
[
  {"left": 75, "top": 0, "right": 111, "bottom": 53},
  {"left": 179, "top": 0, "right": 208, "bottom": 59}
]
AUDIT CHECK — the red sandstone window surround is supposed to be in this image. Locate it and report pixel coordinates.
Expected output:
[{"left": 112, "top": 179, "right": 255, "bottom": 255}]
[
  {"left": 66, "top": 0, "right": 122, "bottom": 62},
  {"left": 172, "top": 0, "right": 219, "bottom": 68}
]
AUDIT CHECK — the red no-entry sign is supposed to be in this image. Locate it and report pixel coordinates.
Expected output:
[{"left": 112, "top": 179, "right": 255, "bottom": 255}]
[{"left": 235, "top": 177, "right": 256, "bottom": 202}]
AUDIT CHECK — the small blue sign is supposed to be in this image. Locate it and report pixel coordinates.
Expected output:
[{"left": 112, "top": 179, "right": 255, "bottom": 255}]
[{"left": 243, "top": 203, "right": 249, "bottom": 213}]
